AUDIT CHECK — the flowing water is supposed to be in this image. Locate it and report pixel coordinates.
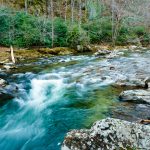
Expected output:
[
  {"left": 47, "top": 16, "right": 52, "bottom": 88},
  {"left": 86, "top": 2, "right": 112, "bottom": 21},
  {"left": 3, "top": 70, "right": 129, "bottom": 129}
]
[{"left": 0, "top": 49, "right": 150, "bottom": 150}]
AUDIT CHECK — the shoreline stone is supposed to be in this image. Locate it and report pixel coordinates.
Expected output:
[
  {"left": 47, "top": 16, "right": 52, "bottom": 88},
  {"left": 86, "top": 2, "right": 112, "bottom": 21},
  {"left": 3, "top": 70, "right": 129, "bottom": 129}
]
[
  {"left": 62, "top": 118, "right": 150, "bottom": 150},
  {"left": 119, "top": 89, "right": 150, "bottom": 104}
]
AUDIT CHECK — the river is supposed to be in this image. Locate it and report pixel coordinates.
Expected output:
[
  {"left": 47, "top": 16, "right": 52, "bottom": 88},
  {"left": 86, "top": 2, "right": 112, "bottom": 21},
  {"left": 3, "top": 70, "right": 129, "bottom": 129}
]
[{"left": 0, "top": 49, "right": 150, "bottom": 150}]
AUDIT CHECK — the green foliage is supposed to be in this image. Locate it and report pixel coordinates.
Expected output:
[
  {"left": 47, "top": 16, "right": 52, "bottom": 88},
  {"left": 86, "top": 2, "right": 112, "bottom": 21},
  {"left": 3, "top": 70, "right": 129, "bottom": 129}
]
[
  {"left": 141, "top": 34, "right": 150, "bottom": 45},
  {"left": 67, "top": 25, "right": 90, "bottom": 48},
  {"left": 116, "top": 26, "right": 134, "bottom": 45},
  {"left": 0, "top": 7, "right": 40, "bottom": 47},
  {"left": 13, "top": 12, "right": 40, "bottom": 47},
  {"left": 0, "top": 6, "right": 149, "bottom": 48},
  {"left": 0, "top": 7, "right": 68, "bottom": 48},
  {"left": 54, "top": 18, "right": 68, "bottom": 47},
  {"left": 83, "top": 18, "right": 112, "bottom": 43},
  {"left": 116, "top": 25, "right": 150, "bottom": 45},
  {"left": 0, "top": 7, "right": 14, "bottom": 46},
  {"left": 132, "top": 26, "right": 146, "bottom": 36}
]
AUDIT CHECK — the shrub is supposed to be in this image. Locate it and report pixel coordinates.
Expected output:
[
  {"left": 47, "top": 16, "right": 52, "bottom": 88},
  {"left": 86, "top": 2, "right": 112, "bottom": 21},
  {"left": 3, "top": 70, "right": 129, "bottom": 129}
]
[
  {"left": 54, "top": 18, "right": 68, "bottom": 47},
  {"left": 132, "top": 26, "right": 146, "bottom": 36},
  {"left": 66, "top": 24, "right": 90, "bottom": 48},
  {"left": 13, "top": 12, "right": 40, "bottom": 47},
  {"left": 82, "top": 18, "right": 112, "bottom": 44}
]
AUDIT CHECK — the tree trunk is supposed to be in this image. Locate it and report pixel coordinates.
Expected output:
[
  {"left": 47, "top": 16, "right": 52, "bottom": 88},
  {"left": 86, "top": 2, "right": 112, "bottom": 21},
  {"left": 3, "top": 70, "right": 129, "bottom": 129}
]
[
  {"left": 71, "top": 0, "right": 75, "bottom": 24},
  {"left": 46, "top": 0, "right": 50, "bottom": 18},
  {"left": 25, "top": 0, "right": 28, "bottom": 14},
  {"left": 78, "top": 0, "right": 82, "bottom": 29},
  {"left": 111, "top": 0, "right": 116, "bottom": 47},
  {"left": 51, "top": 0, "right": 54, "bottom": 47},
  {"left": 64, "top": 0, "right": 68, "bottom": 22}
]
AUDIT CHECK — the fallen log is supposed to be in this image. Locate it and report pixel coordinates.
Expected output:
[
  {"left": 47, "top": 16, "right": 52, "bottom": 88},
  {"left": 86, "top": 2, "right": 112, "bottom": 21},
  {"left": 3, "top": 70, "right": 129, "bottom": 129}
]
[
  {"left": 139, "top": 119, "right": 150, "bottom": 124},
  {"left": 10, "top": 45, "right": 15, "bottom": 64}
]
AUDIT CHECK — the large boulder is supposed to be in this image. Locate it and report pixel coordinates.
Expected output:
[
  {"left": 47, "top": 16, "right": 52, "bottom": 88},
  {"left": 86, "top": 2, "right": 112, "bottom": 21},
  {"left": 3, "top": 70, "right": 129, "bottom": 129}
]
[
  {"left": 62, "top": 118, "right": 150, "bottom": 150},
  {"left": 119, "top": 89, "right": 150, "bottom": 104}
]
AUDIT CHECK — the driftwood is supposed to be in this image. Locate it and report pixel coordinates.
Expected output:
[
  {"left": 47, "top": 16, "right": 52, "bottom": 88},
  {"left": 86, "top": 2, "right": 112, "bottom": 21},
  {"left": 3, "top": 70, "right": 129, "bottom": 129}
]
[
  {"left": 10, "top": 45, "right": 15, "bottom": 64},
  {"left": 139, "top": 119, "right": 150, "bottom": 124}
]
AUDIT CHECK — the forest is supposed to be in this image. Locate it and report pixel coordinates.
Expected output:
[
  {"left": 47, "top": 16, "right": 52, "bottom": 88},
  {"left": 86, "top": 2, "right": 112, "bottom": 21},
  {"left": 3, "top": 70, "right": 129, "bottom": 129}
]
[{"left": 0, "top": 0, "right": 150, "bottom": 49}]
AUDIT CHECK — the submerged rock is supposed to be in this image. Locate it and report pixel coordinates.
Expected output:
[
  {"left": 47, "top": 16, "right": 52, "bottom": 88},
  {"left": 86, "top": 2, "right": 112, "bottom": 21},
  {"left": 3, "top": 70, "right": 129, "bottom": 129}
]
[
  {"left": 112, "top": 103, "right": 150, "bottom": 122},
  {"left": 119, "top": 89, "right": 150, "bottom": 104},
  {"left": 62, "top": 118, "right": 150, "bottom": 150}
]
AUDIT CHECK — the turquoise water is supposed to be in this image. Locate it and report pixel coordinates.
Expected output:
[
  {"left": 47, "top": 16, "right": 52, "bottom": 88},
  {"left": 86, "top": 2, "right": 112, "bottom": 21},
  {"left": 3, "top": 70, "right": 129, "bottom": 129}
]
[{"left": 0, "top": 54, "right": 130, "bottom": 150}]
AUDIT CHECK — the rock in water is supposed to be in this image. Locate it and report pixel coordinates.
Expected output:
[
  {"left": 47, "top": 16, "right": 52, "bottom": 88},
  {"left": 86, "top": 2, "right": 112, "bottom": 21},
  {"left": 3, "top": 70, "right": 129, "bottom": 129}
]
[
  {"left": 62, "top": 118, "right": 150, "bottom": 150},
  {"left": 144, "top": 77, "right": 150, "bottom": 88},
  {"left": 0, "top": 78, "right": 7, "bottom": 87},
  {"left": 119, "top": 89, "right": 150, "bottom": 104},
  {"left": 0, "top": 92, "right": 14, "bottom": 102}
]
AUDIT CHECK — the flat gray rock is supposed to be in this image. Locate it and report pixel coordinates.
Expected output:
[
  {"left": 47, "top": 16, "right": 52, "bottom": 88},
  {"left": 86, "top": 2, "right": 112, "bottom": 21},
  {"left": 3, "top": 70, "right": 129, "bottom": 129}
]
[
  {"left": 62, "top": 118, "right": 150, "bottom": 150},
  {"left": 119, "top": 89, "right": 150, "bottom": 104}
]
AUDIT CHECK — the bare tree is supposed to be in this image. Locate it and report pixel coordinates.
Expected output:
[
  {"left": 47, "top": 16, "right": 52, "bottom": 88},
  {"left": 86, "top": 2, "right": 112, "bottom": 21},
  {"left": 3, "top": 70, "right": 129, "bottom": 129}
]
[
  {"left": 46, "top": 0, "right": 51, "bottom": 17},
  {"left": 64, "top": 0, "right": 68, "bottom": 22},
  {"left": 71, "top": 0, "right": 75, "bottom": 24},
  {"left": 78, "top": 0, "right": 82, "bottom": 29},
  {"left": 25, "top": 0, "right": 28, "bottom": 14},
  {"left": 51, "top": 0, "right": 54, "bottom": 47}
]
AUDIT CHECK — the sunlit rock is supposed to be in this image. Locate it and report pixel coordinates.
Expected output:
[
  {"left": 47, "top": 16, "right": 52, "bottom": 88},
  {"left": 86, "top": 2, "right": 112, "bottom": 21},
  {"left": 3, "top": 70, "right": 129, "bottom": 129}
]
[
  {"left": 62, "top": 118, "right": 150, "bottom": 150},
  {"left": 119, "top": 89, "right": 150, "bottom": 104}
]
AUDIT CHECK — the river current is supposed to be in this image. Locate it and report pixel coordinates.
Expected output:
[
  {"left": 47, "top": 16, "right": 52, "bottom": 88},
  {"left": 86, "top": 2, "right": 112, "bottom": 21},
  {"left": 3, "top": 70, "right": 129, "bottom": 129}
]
[{"left": 0, "top": 49, "right": 150, "bottom": 150}]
